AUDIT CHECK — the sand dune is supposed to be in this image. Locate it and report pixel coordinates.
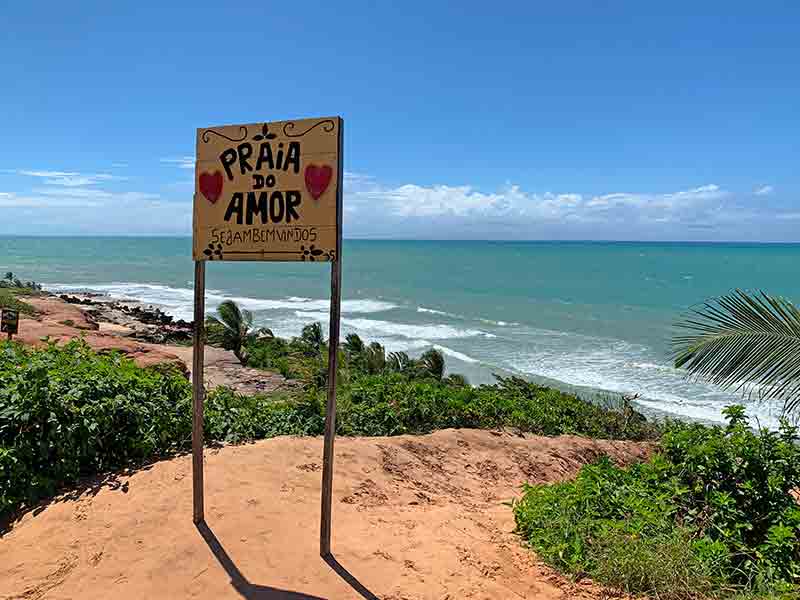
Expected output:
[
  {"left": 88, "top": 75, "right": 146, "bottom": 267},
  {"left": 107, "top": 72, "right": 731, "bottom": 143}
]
[{"left": 0, "top": 429, "right": 648, "bottom": 599}]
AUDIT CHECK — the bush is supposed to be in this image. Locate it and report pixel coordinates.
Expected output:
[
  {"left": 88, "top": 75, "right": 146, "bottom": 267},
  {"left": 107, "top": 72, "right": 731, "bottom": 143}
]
[
  {"left": 661, "top": 406, "right": 800, "bottom": 586},
  {"left": 513, "top": 408, "right": 800, "bottom": 599},
  {"left": 204, "top": 386, "right": 323, "bottom": 443},
  {"left": 334, "top": 373, "right": 660, "bottom": 440},
  {"left": 244, "top": 326, "right": 660, "bottom": 441},
  {"left": 0, "top": 340, "right": 192, "bottom": 515},
  {"left": 0, "top": 289, "right": 36, "bottom": 316},
  {"left": 0, "top": 337, "right": 659, "bottom": 519}
]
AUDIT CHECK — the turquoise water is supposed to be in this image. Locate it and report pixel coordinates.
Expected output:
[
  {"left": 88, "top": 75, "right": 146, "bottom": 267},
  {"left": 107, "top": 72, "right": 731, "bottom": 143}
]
[{"left": 3, "top": 237, "right": 799, "bottom": 426}]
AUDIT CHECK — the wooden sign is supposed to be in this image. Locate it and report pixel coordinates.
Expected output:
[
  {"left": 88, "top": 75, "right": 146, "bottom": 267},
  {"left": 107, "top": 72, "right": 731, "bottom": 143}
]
[
  {"left": 190, "top": 116, "right": 344, "bottom": 560},
  {"left": 193, "top": 117, "right": 342, "bottom": 262},
  {"left": 1, "top": 309, "right": 19, "bottom": 337}
]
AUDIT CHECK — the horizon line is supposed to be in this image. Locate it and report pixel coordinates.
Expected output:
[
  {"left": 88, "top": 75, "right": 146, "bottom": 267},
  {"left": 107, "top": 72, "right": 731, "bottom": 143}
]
[{"left": 3, "top": 234, "right": 800, "bottom": 245}]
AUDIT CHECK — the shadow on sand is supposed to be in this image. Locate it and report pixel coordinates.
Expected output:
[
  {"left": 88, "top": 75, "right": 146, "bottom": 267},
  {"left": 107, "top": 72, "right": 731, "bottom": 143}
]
[{"left": 196, "top": 522, "right": 380, "bottom": 600}]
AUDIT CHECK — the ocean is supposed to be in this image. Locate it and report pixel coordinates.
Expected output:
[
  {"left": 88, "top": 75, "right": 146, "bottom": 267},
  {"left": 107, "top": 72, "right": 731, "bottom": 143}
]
[{"left": 3, "top": 237, "right": 798, "bottom": 427}]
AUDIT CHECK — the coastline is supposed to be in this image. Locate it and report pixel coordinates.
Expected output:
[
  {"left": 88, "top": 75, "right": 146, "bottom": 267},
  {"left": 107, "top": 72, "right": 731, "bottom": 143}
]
[
  {"left": 4, "top": 233, "right": 796, "bottom": 427},
  {"left": 14, "top": 293, "right": 296, "bottom": 396},
  {"left": 18, "top": 288, "right": 765, "bottom": 428}
]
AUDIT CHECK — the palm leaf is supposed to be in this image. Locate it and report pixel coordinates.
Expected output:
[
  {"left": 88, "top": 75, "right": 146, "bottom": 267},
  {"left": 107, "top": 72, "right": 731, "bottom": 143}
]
[
  {"left": 387, "top": 351, "right": 412, "bottom": 373},
  {"left": 419, "top": 348, "right": 445, "bottom": 381},
  {"left": 673, "top": 289, "right": 800, "bottom": 414},
  {"left": 300, "top": 322, "right": 325, "bottom": 349},
  {"left": 205, "top": 300, "right": 254, "bottom": 364},
  {"left": 343, "top": 333, "right": 365, "bottom": 357}
]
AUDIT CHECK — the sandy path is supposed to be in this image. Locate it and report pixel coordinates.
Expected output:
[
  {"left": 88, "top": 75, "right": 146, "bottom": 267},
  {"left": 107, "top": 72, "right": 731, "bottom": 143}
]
[{"left": 0, "top": 429, "right": 648, "bottom": 599}]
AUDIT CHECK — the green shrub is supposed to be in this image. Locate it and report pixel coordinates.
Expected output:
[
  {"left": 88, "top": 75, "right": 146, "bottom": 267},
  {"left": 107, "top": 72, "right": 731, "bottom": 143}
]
[
  {"left": 513, "top": 408, "right": 800, "bottom": 599},
  {"left": 330, "top": 373, "right": 660, "bottom": 440},
  {"left": 0, "top": 289, "right": 36, "bottom": 316},
  {"left": 0, "top": 340, "right": 192, "bottom": 515},
  {"left": 0, "top": 337, "right": 659, "bottom": 519},
  {"left": 661, "top": 406, "right": 800, "bottom": 586},
  {"left": 204, "top": 386, "right": 323, "bottom": 443}
]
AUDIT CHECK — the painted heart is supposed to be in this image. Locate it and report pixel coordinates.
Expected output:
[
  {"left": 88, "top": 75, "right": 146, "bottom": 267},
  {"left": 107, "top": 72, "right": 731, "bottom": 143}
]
[
  {"left": 305, "top": 164, "right": 333, "bottom": 200},
  {"left": 199, "top": 171, "right": 223, "bottom": 204}
]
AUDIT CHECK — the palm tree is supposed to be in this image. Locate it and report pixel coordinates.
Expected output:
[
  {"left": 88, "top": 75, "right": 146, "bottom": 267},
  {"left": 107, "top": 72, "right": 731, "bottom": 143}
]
[
  {"left": 673, "top": 289, "right": 800, "bottom": 415},
  {"left": 364, "top": 341, "right": 387, "bottom": 374},
  {"left": 205, "top": 300, "right": 272, "bottom": 365},
  {"left": 298, "top": 322, "right": 326, "bottom": 356},
  {"left": 418, "top": 348, "right": 446, "bottom": 381},
  {"left": 386, "top": 351, "right": 413, "bottom": 374},
  {"left": 343, "top": 333, "right": 366, "bottom": 357}
]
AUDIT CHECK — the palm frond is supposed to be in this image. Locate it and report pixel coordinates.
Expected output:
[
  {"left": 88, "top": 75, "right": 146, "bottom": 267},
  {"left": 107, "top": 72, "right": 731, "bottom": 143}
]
[
  {"left": 419, "top": 348, "right": 445, "bottom": 381},
  {"left": 300, "top": 322, "right": 325, "bottom": 349},
  {"left": 365, "top": 342, "right": 386, "bottom": 374},
  {"left": 673, "top": 289, "right": 800, "bottom": 414},
  {"left": 216, "top": 300, "right": 245, "bottom": 332},
  {"left": 206, "top": 300, "right": 255, "bottom": 364},
  {"left": 343, "top": 333, "right": 365, "bottom": 357},
  {"left": 386, "top": 351, "right": 412, "bottom": 373}
]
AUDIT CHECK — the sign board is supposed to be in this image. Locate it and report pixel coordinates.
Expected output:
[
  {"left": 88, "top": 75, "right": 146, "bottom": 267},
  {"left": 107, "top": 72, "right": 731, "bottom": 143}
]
[
  {"left": 1, "top": 309, "right": 19, "bottom": 336},
  {"left": 191, "top": 116, "right": 344, "bottom": 559},
  {"left": 193, "top": 117, "right": 342, "bottom": 262}
]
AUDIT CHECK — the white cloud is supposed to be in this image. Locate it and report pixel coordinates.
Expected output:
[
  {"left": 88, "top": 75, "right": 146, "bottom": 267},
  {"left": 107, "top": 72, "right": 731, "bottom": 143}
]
[
  {"left": 347, "top": 180, "right": 730, "bottom": 225},
  {"left": 14, "top": 170, "right": 126, "bottom": 187},
  {"left": 0, "top": 167, "right": 793, "bottom": 240},
  {"left": 0, "top": 191, "right": 102, "bottom": 208},
  {"left": 31, "top": 187, "right": 160, "bottom": 202},
  {"left": 0, "top": 189, "right": 189, "bottom": 235},
  {"left": 160, "top": 157, "right": 195, "bottom": 169},
  {"left": 754, "top": 185, "right": 774, "bottom": 196}
]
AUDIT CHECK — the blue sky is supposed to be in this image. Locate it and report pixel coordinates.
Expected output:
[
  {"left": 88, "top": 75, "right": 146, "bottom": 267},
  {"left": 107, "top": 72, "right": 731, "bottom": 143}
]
[{"left": 0, "top": 2, "right": 798, "bottom": 240}]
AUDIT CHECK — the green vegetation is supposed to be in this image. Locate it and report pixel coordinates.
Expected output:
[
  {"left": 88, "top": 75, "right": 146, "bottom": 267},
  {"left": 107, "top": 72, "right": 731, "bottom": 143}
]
[
  {"left": 205, "top": 299, "right": 273, "bottom": 365},
  {"left": 513, "top": 407, "right": 800, "bottom": 599},
  {"left": 674, "top": 289, "right": 800, "bottom": 416},
  {"left": 1, "top": 272, "right": 43, "bottom": 292},
  {"left": 0, "top": 273, "right": 44, "bottom": 316},
  {"left": 0, "top": 340, "right": 192, "bottom": 515},
  {"left": 0, "top": 289, "right": 36, "bottom": 316},
  {"left": 244, "top": 327, "right": 659, "bottom": 439},
  {"left": 5, "top": 292, "right": 797, "bottom": 599},
  {"left": 0, "top": 327, "right": 656, "bottom": 518},
  {"left": 245, "top": 327, "right": 466, "bottom": 386}
]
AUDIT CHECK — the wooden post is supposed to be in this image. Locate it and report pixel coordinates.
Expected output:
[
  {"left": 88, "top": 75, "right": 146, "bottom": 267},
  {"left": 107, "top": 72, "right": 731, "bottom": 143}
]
[
  {"left": 192, "top": 260, "right": 206, "bottom": 524},
  {"left": 320, "top": 117, "right": 344, "bottom": 557}
]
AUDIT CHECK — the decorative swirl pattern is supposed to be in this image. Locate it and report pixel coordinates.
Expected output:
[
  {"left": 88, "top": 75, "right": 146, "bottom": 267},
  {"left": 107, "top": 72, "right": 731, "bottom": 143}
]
[
  {"left": 283, "top": 119, "right": 336, "bottom": 138},
  {"left": 201, "top": 126, "right": 248, "bottom": 143}
]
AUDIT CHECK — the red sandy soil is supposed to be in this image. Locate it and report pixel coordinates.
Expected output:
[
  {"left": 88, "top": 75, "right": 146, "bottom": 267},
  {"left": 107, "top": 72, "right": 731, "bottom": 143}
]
[
  {"left": 15, "top": 297, "right": 292, "bottom": 394},
  {"left": 0, "top": 429, "right": 649, "bottom": 600},
  {"left": 15, "top": 297, "right": 185, "bottom": 371}
]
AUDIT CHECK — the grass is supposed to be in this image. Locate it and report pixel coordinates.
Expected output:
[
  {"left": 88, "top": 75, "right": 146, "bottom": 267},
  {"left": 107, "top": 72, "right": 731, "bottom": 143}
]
[
  {"left": 512, "top": 408, "right": 800, "bottom": 599},
  {"left": 0, "top": 289, "right": 37, "bottom": 316}
]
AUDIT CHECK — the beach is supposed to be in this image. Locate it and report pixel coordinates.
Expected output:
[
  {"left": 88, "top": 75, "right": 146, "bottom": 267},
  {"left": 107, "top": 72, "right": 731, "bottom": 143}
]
[{"left": 4, "top": 236, "right": 800, "bottom": 426}]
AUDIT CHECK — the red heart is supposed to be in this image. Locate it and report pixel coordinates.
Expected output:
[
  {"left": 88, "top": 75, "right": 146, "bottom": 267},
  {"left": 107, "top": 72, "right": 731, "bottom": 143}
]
[
  {"left": 199, "top": 171, "right": 223, "bottom": 204},
  {"left": 305, "top": 164, "right": 332, "bottom": 200}
]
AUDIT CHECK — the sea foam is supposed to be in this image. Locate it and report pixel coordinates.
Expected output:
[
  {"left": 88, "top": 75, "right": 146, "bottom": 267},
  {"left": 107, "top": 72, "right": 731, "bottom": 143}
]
[
  {"left": 47, "top": 283, "right": 396, "bottom": 322},
  {"left": 295, "top": 311, "right": 494, "bottom": 340}
]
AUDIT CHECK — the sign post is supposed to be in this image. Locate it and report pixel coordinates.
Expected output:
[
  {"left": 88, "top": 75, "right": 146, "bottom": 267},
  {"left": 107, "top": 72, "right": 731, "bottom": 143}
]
[
  {"left": 192, "top": 117, "right": 343, "bottom": 557},
  {"left": 0, "top": 308, "right": 19, "bottom": 340}
]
